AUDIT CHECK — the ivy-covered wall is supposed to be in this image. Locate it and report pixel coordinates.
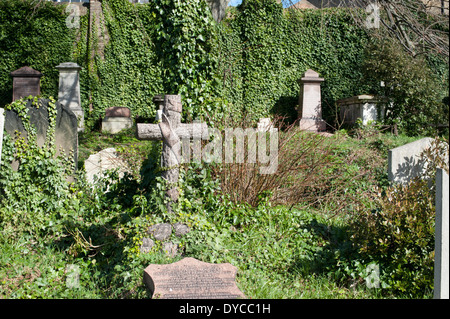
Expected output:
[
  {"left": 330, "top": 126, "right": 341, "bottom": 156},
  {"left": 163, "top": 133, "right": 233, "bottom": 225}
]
[
  {"left": 217, "top": 0, "right": 374, "bottom": 123},
  {"left": 1, "top": 0, "right": 446, "bottom": 132},
  {"left": 0, "top": 0, "right": 76, "bottom": 107}
]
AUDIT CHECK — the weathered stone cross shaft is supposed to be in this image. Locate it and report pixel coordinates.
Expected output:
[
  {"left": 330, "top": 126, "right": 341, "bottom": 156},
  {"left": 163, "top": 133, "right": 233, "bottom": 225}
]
[{"left": 136, "top": 95, "right": 208, "bottom": 213}]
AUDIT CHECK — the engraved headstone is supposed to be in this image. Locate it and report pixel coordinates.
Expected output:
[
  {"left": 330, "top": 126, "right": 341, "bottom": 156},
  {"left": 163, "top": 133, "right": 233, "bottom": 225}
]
[
  {"left": 143, "top": 257, "right": 246, "bottom": 299},
  {"left": 10, "top": 66, "right": 43, "bottom": 102}
]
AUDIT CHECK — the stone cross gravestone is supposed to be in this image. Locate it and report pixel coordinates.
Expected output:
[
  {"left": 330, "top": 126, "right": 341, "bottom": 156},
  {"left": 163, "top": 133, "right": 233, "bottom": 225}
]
[
  {"left": 10, "top": 66, "right": 43, "bottom": 102},
  {"left": 143, "top": 257, "right": 246, "bottom": 299},
  {"left": 297, "top": 69, "right": 326, "bottom": 132},
  {"left": 0, "top": 108, "right": 4, "bottom": 165},
  {"left": 137, "top": 95, "right": 208, "bottom": 214},
  {"left": 56, "top": 62, "right": 84, "bottom": 132}
]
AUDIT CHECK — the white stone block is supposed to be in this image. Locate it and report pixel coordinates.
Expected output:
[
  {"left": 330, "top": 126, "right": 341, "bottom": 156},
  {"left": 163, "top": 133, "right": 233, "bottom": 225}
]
[
  {"left": 102, "top": 117, "right": 133, "bottom": 134},
  {"left": 388, "top": 137, "right": 434, "bottom": 184}
]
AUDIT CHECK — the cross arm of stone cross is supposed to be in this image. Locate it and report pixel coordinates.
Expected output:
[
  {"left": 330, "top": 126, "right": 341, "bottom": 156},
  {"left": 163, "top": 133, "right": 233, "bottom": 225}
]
[{"left": 137, "top": 122, "right": 209, "bottom": 143}]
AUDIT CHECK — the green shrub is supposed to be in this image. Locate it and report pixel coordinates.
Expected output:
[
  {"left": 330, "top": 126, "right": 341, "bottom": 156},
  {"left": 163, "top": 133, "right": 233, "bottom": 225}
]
[
  {"left": 363, "top": 38, "right": 448, "bottom": 136},
  {"left": 0, "top": 97, "right": 77, "bottom": 241},
  {"left": 350, "top": 179, "right": 435, "bottom": 297}
]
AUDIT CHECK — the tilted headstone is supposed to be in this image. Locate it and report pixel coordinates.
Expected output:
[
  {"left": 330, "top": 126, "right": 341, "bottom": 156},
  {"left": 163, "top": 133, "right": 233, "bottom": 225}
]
[
  {"left": 137, "top": 95, "right": 209, "bottom": 214},
  {"left": 297, "top": 69, "right": 326, "bottom": 132},
  {"left": 388, "top": 137, "right": 434, "bottom": 184},
  {"left": 84, "top": 147, "right": 129, "bottom": 185},
  {"left": 102, "top": 107, "right": 133, "bottom": 134},
  {"left": 3, "top": 99, "right": 78, "bottom": 174},
  {"left": 56, "top": 62, "right": 84, "bottom": 132},
  {"left": 10, "top": 66, "right": 43, "bottom": 102},
  {"left": 143, "top": 257, "right": 246, "bottom": 299},
  {"left": 434, "top": 168, "right": 449, "bottom": 299},
  {"left": 0, "top": 108, "right": 4, "bottom": 165}
]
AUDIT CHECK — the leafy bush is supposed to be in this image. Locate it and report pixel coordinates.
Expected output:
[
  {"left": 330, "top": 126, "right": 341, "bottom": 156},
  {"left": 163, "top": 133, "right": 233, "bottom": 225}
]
[
  {"left": 363, "top": 38, "right": 448, "bottom": 136},
  {"left": 349, "top": 179, "right": 435, "bottom": 297}
]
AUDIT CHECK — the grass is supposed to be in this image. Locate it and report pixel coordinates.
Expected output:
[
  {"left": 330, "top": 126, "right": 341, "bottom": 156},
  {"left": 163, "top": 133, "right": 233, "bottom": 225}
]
[{"left": 0, "top": 125, "right": 433, "bottom": 299}]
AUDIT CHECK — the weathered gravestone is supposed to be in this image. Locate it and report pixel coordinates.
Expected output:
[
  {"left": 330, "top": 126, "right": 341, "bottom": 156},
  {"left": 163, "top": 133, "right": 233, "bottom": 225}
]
[
  {"left": 297, "top": 69, "right": 326, "bottom": 132},
  {"left": 56, "top": 62, "right": 84, "bottom": 132},
  {"left": 10, "top": 66, "right": 43, "bottom": 102},
  {"left": 3, "top": 99, "right": 78, "bottom": 174},
  {"left": 143, "top": 257, "right": 246, "bottom": 299},
  {"left": 84, "top": 147, "right": 130, "bottom": 185},
  {"left": 137, "top": 95, "right": 209, "bottom": 214},
  {"left": 388, "top": 137, "right": 434, "bottom": 185},
  {"left": 434, "top": 168, "right": 449, "bottom": 299},
  {"left": 102, "top": 107, "right": 133, "bottom": 134}
]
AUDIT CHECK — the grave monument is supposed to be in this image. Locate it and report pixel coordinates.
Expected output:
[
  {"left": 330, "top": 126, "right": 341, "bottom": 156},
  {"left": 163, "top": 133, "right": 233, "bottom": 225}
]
[
  {"left": 3, "top": 98, "right": 78, "bottom": 175},
  {"left": 10, "top": 66, "right": 43, "bottom": 102},
  {"left": 102, "top": 107, "right": 133, "bottom": 134},
  {"left": 434, "top": 168, "right": 449, "bottom": 299},
  {"left": 388, "top": 137, "right": 434, "bottom": 184},
  {"left": 143, "top": 257, "right": 246, "bottom": 299},
  {"left": 56, "top": 62, "right": 84, "bottom": 132},
  {"left": 0, "top": 108, "right": 4, "bottom": 165},
  {"left": 297, "top": 69, "right": 326, "bottom": 132}
]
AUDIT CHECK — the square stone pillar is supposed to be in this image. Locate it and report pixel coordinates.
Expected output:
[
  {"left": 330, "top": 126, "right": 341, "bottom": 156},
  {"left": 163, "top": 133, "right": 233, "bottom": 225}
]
[
  {"left": 56, "top": 62, "right": 84, "bottom": 132},
  {"left": 297, "top": 69, "right": 326, "bottom": 132}
]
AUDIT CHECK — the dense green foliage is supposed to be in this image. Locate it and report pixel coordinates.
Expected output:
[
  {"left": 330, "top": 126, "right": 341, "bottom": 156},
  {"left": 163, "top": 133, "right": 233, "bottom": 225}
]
[
  {"left": 217, "top": 0, "right": 374, "bottom": 123},
  {"left": 363, "top": 39, "right": 449, "bottom": 136},
  {"left": 1, "top": 0, "right": 448, "bottom": 300},
  {"left": 0, "top": 0, "right": 76, "bottom": 107}
]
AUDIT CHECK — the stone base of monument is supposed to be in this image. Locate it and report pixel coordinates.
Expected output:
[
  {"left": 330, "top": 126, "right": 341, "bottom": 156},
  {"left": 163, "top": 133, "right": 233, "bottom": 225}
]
[
  {"left": 102, "top": 117, "right": 133, "bottom": 134},
  {"left": 143, "top": 257, "right": 246, "bottom": 299},
  {"left": 299, "top": 117, "right": 326, "bottom": 132},
  {"left": 140, "top": 223, "right": 191, "bottom": 258}
]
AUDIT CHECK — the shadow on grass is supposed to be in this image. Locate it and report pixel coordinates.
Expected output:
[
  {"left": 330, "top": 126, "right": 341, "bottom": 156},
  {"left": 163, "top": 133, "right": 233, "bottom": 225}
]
[{"left": 289, "top": 218, "right": 358, "bottom": 285}]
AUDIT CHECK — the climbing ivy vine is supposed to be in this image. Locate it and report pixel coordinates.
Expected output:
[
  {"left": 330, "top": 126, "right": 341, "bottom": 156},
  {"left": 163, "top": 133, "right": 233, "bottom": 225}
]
[{"left": 152, "top": 0, "right": 221, "bottom": 121}]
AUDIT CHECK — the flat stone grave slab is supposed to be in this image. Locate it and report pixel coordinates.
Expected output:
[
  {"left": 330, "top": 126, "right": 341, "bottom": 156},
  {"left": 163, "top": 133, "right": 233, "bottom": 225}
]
[{"left": 143, "top": 257, "right": 246, "bottom": 299}]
